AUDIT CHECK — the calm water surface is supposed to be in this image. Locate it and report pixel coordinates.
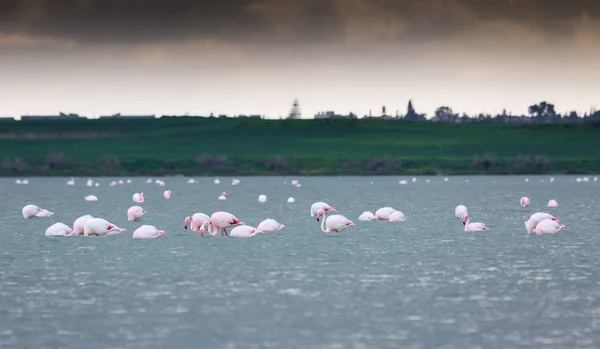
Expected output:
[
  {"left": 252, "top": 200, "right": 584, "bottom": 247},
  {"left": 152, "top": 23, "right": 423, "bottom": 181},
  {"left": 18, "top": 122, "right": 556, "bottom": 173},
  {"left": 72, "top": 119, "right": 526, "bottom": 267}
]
[{"left": 1, "top": 176, "right": 599, "bottom": 348}]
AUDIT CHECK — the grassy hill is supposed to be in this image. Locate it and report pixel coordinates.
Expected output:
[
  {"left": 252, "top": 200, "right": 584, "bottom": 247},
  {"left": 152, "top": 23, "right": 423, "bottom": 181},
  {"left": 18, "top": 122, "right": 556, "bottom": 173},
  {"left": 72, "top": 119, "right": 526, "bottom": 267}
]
[{"left": 1, "top": 117, "right": 599, "bottom": 176}]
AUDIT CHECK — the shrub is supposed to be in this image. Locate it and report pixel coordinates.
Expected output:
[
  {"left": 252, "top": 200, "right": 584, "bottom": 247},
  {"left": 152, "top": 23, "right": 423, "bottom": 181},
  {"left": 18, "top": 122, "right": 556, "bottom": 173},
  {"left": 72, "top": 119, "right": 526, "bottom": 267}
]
[
  {"left": 194, "top": 153, "right": 227, "bottom": 171},
  {"left": 265, "top": 156, "right": 288, "bottom": 172},
  {"left": 363, "top": 156, "right": 401, "bottom": 174},
  {"left": 472, "top": 153, "right": 494, "bottom": 169},
  {"left": 44, "top": 152, "right": 67, "bottom": 170},
  {"left": 2, "top": 157, "right": 28, "bottom": 173}
]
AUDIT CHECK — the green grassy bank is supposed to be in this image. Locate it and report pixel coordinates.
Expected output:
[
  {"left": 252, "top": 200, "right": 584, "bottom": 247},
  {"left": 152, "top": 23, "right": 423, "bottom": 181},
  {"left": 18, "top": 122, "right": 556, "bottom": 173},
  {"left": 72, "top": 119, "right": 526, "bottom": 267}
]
[{"left": 1, "top": 117, "right": 599, "bottom": 176}]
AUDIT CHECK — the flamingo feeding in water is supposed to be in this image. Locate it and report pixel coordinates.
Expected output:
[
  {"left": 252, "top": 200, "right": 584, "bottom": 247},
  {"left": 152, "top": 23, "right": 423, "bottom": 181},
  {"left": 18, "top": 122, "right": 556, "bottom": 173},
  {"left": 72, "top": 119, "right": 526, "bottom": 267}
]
[
  {"left": 218, "top": 192, "right": 228, "bottom": 200},
  {"left": 133, "top": 225, "right": 166, "bottom": 239},
  {"left": 85, "top": 195, "right": 98, "bottom": 202},
  {"left": 22, "top": 204, "right": 51, "bottom": 219},
  {"left": 257, "top": 218, "right": 285, "bottom": 231},
  {"left": 73, "top": 215, "right": 93, "bottom": 235},
  {"left": 462, "top": 214, "right": 488, "bottom": 232},
  {"left": 127, "top": 206, "right": 146, "bottom": 222},
  {"left": 258, "top": 194, "right": 267, "bottom": 203},
  {"left": 83, "top": 218, "right": 125, "bottom": 236},
  {"left": 316, "top": 209, "right": 355, "bottom": 233},
  {"left": 199, "top": 211, "right": 242, "bottom": 236},
  {"left": 525, "top": 212, "right": 561, "bottom": 234},
  {"left": 548, "top": 199, "right": 558, "bottom": 207},
  {"left": 184, "top": 213, "right": 211, "bottom": 235},
  {"left": 358, "top": 211, "right": 377, "bottom": 221},
  {"left": 389, "top": 211, "right": 407, "bottom": 222},
  {"left": 163, "top": 190, "right": 171, "bottom": 199},
  {"left": 520, "top": 197, "right": 530, "bottom": 208},
  {"left": 229, "top": 225, "right": 263, "bottom": 238},
  {"left": 310, "top": 202, "right": 337, "bottom": 217},
  {"left": 45, "top": 223, "right": 75, "bottom": 237},
  {"left": 375, "top": 207, "right": 398, "bottom": 221},
  {"left": 132, "top": 192, "right": 145, "bottom": 203},
  {"left": 533, "top": 219, "right": 566, "bottom": 235}
]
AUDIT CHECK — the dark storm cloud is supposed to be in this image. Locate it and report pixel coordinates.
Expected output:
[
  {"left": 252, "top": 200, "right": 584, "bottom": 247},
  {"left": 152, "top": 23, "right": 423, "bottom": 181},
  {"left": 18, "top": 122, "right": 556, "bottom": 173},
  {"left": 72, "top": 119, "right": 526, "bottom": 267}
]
[{"left": 0, "top": 0, "right": 598, "bottom": 45}]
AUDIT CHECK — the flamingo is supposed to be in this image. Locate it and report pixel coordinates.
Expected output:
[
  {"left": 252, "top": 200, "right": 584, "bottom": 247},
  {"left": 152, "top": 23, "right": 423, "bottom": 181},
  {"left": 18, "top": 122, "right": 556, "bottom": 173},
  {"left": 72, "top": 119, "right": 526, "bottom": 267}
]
[
  {"left": 462, "top": 214, "right": 488, "bottom": 232},
  {"left": 133, "top": 225, "right": 166, "bottom": 239},
  {"left": 214, "top": 179, "right": 220, "bottom": 184},
  {"left": 73, "top": 215, "right": 93, "bottom": 235},
  {"left": 85, "top": 195, "right": 98, "bottom": 201},
  {"left": 533, "top": 219, "right": 566, "bottom": 235},
  {"left": 389, "top": 211, "right": 407, "bottom": 222},
  {"left": 520, "top": 197, "right": 530, "bottom": 208},
  {"left": 287, "top": 197, "right": 295, "bottom": 203},
  {"left": 358, "top": 211, "right": 377, "bottom": 221},
  {"left": 127, "top": 206, "right": 146, "bottom": 222},
  {"left": 164, "top": 190, "right": 172, "bottom": 199},
  {"left": 36, "top": 209, "right": 55, "bottom": 218},
  {"left": 218, "top": 192, "right": 228, "bottom": 200},
  {"left": 45, "top": 223, "right": 75, "bottom": 237},
  {"left": 525, "top": 212, "right": 561, "bottom": 234},
  {"left": 199, "top": 211, "right": 243, "bottom": 236},
  {"left": 455, "top": 205, "right": 468, "bottom": 219},
  {"left": 83, "top": 218, "right": 125, "bottom": 236},
  {"left": 231, "top": 179, "right": 240, "bottom": 186},
  {"left": 257, "top": 218, "right": 285, "bottom": 231},
  {"left": 132, "top": 192, "right": 145, "bottom": 203},
  {"left": 316, "top": 209, "right": 355, "bottom": 233},
  {"left": 22, "top": 204, "right": 47, "bottom": 219},
  {"left": 67, "top": 178, "right": 75, "bottom": 186},
  {"left": 229, "top": 225, "right": 264, "bottom": 238},
  {"left": 258, "top": 194, "right": 267, "bottom": 203},
  {"left": 184, "top": 213, "right": 211, "bottom": 236},
  {"left": 375, "top": 207, "right": 397, "bottom": 221},
  {"left": 548, "top": 199, "right": 558, "bottom": 207},
  {"left": 110, "top": 181, "right": 118, "bottom": 187},
  {"left": 310, "top": 202, "right": 337, "bottom": 217}
]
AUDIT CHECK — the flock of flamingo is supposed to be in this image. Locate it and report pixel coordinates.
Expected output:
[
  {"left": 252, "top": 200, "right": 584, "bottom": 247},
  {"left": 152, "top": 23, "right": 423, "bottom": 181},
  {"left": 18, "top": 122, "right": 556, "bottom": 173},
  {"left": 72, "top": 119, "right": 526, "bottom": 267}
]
[{"left": 14, "top": 175, "right": 581, "bottom": 239}]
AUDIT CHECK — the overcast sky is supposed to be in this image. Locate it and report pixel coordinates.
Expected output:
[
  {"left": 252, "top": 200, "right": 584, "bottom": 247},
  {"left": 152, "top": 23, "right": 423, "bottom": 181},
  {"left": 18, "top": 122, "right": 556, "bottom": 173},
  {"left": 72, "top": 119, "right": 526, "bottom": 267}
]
[{"left": 0, "top": 0, "right": 598, "bottom": 118}]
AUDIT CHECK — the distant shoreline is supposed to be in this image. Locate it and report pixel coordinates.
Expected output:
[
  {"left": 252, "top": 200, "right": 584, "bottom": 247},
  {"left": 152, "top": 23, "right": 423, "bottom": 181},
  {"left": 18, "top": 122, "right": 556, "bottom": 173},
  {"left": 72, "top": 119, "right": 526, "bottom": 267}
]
[{"left": 1, "top": 118, "right": 599, "bottom": 177}]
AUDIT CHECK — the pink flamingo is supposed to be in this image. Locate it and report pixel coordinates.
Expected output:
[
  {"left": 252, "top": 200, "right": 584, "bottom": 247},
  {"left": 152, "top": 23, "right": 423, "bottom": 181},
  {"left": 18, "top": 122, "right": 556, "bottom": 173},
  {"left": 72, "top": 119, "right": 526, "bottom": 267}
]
[
  {"left": 133, "top": 192, "right": 145, "bottom": 203},
  {"left": 462, "top": 214, "right": 488, "bottom": 232},
  {"left": 127, "top": 206, "right": 146, "bottom": 222},
  {"left": 184, "top": 213, "right": 211, "bottom": 236},
  {"left": 520, "top": 197, "right": 530, "bottom": 208},
  {"left": 133, "top": 225, "right": 166, "bottom": 239},
  {"left": 548, "top": 199, "right": 558, "bottom": 207},
  {"left": 316, "top": 209, "right": 355, "bottom": 233},
  {"left": 199, "top": 211, "right": 243, "bottom": 236},
  {"left": 310, "top": 202, "right": 337, "bottom": 217},
  {"left": 389, "top": 211, "right": 407, "bottom": 222},
  {"left": 163, "top": 190, "right": 172, "bottom": 199},
  {"left": 257, "top": 218, "right": 285, "bottom": 231},
  {"left": 218, "top": 192, "right": 228, "bottom": 200},
  {"left": 229, "top": 225, "right": 264, "bottom": 238},
  {"left": 533, "top": 219, "right": 566, "bottom": 235},
  {"left": 525, "top": 212, "right": 561, "bottom": 234},
  {"left": 73, "top": 215, "right": 93, "bottom": 235}
]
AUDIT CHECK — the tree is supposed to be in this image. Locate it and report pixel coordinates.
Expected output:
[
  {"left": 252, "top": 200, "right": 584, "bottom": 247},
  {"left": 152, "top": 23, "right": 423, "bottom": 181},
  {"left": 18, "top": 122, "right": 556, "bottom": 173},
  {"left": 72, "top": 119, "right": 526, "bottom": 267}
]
[
  {"left": 528, "top": 101, "right": 557, "bottom": 123},
  {"left": 434, "top": 106, "right": 457, "bottom": 122}
]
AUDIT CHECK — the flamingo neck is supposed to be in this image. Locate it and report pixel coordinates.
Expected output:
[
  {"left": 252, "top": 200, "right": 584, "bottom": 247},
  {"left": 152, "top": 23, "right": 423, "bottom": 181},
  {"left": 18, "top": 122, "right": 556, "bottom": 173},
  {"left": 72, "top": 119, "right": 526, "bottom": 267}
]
[{"left": 320, "top": 210, "right": 328, "bottom": 233}]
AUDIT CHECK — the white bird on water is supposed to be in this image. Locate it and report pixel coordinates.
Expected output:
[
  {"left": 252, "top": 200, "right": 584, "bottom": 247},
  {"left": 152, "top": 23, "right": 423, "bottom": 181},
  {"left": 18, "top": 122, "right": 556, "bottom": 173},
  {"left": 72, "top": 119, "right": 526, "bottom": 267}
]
[
  {"left": 258, "top": 194, "right": 267, "bottom": 203},
  {"left": 85, "top": 195, "right": 98, "bottom": 202}
]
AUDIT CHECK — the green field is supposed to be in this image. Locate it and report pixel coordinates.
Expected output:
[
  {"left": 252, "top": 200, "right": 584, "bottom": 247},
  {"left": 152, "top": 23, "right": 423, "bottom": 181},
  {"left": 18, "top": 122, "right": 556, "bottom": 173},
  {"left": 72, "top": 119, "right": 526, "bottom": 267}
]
[{"left": 1, "top": 117, "right": 599, "bottom": 176}]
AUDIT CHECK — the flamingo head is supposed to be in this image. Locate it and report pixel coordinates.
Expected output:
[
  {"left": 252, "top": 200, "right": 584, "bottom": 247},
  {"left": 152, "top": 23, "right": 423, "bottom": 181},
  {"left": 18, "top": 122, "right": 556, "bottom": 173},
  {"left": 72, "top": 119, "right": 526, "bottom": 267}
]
[
  {"left": 316, "top": 210, "right": 324, "bottom": 222},
  {"left": 157, "top": 230, "right": 166, "bottom": 236},
  {"left": 184, "top": 216, "right": 191, "bottom": 230},
  {"left": 199, "top": 222, "right": 208, "bottom": 234},
  {"left": 462, "top": 214, "right": 470, "bottom": 225},
  {"left": 346, "top": 220, "right": 355, "bottom": 227},
  {"left": 222, "top": 191, "right": 228, "bottom": 198},
  {"left": 231, "top": 218, "right": 241, "bottom": 225}
]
